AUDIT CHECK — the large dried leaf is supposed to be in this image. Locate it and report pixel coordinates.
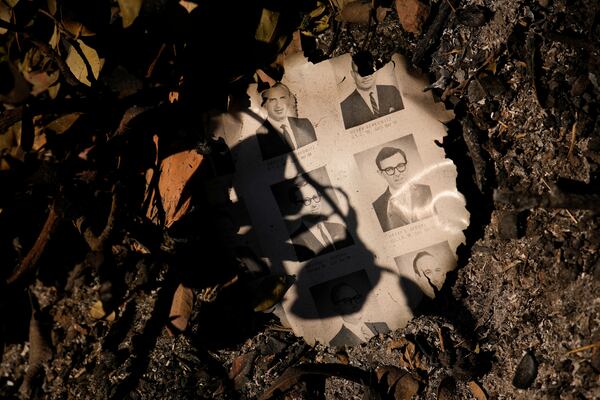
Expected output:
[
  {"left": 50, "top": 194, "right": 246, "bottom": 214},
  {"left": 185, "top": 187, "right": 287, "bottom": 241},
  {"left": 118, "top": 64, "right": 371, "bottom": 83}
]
[
  {"left": 117, "top": 0, "right": 142, "bottom": 28},
  {"left": 154, "top": 150, "right": 204, "bottom": 228},
  {"left": 65, "top": 39, "right": 103, "bottom": 86},
  {"left": 255, "top": 8, "right": 280, "bottom": 43},
  {"left": 167, "top": 284, "right": 194, "bottom": 335}
]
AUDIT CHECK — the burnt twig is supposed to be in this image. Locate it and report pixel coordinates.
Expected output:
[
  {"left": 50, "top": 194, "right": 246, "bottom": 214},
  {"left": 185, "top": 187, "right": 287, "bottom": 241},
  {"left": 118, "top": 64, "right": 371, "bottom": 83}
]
[
  {"left": 412, "top": 2, "right": 453, "bottom": 68},
  {"left": 78, "top": 185, "right": 119, "bottom": 252},
  {"left": 462, "top": 116, "right": 491, "bottom": 193},
  {"left": 6, "top": 201, "right": 61, "bottom": 286}
]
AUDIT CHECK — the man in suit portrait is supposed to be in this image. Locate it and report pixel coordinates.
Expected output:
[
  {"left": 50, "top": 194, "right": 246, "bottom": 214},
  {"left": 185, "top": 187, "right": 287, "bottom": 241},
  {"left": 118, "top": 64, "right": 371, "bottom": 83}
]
[
  {"left": 327, "top": 282, "right": 390, "bottom": 347},
  {"left": 340, "top": 51, "right": 404, "bottom": 130},
  {"left": 288, "top": 176, "right": 353, "bottom": 262},
  {"left": 372, "top": 146, "right": 434, "bottom": 232},
  {"left": 412, "top": 251, "right": 446, "bottom": 297},
  {"left": 256, "top": 83, "right": 317, "bottom": 160}
]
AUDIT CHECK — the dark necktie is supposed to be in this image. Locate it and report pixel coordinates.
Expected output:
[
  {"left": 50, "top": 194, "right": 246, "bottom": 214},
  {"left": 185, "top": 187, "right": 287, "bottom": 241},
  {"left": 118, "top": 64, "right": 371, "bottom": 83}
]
[
  {"left": 317, "top": 223, "right": 333, "bottom": 249},
  {"left": 369, "top": 91, "right": 379, "bottom": 116},
  {"left": 280, "top": 124, "right": 294, "bottom": 150}
]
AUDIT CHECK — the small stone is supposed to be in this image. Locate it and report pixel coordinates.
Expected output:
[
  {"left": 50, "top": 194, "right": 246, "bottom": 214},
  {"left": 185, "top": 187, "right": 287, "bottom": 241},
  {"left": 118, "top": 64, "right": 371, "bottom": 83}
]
[{"left": 512, "top": 352, "right": 537, "bottom": 389}]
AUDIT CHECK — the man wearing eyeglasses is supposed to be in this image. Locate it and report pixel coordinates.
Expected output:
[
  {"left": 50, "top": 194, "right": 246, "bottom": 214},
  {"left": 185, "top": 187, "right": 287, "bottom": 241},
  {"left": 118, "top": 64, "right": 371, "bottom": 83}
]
[
  {"left": 256, "top": 83, "right": 317, "bottom": 160},
  {"left": 340, "top": 51, "right": 404, "bottom": 130},
  {"left": 288, "top": 177, "right": 353, "bottom": 262},
  {"left": 372, "top": 146, "right": 434, "bottom": 232}
]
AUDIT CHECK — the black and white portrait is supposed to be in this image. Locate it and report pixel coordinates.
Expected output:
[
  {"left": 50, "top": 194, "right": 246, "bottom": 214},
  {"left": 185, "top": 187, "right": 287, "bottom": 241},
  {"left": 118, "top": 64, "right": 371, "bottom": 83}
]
[
  {"left": 256, "top": 83, "right": 317, "bottom": 160},
  {"left": 339, "top": 51, "right": 404, "bottom": 130},
  {"left": 309, "top": 270, "right": 390, "bottom": 347},
  {"left": 394, "top": 241, "right": 456, "bottom": 298},
  {"left": 271, "top": 167, "right": 354, "bottom": 262},
  {"left": 354, "top": 135, "right": 435, "bottom": 232}
]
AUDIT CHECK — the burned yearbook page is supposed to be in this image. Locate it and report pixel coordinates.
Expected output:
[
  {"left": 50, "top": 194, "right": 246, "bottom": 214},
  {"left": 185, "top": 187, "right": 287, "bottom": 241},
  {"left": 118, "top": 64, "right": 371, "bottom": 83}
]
[{"left": 203, "top": 53, "right": 469, "bottom": 347}]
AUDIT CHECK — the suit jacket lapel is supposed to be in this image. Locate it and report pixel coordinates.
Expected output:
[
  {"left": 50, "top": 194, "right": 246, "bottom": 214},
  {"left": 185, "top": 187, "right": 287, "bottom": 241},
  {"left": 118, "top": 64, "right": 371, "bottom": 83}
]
[
  {"left": 352, "top": 90, "right": 375, "bottom": 120},
  {"left": 298, "top": 222, "right": 325, "bottom": 253}
]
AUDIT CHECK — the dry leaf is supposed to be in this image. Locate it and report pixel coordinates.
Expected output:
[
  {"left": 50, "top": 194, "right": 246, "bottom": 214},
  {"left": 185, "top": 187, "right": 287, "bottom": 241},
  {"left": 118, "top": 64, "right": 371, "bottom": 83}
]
[
  {"left": 255, "top": 8, "right": 280, "bottom": 43},
  {"left": 45, "top": 112, "right": 82, "bottom": 134},
  {"left": 0, "top": 3, "right": 12, "bottom": 36},
  {"left": 467, "top": 380, "right": 488, "bottom": 400},
  {"left": 129, "top": 238, "right": 150, "bottom": 254},
  {"left": 89, "top": 300, "right": 115, "bottom": 321},
  {"left": 117, "top": 0, "right": 142, "bottom": 28},
  {"left": 338, "top": 2, "right": 372, "bottom": 24},
  {"left": 62, "top": 19, "right": 96, "bottom": 37},
  {"left": 394, "top": 372, "right": 420, "bottom": 400},
  {"left": 23, "top": 70, "right": 60, "bottom": 96},
  {"left": 274, "top": 30, "right": 302, "bottom": 67},
  {"left": 65, "top": 40, "right": 104, "bottom": 86},
  {"left": 179, "top": 0, "right": 198, "bottom": 13},
  {"left": 229, "top": 352, "right": 257, "bottom": 390},
  {"left": 167, "top": 284, "right": 194, "bottom": 335},
  {"left": 393, "top": 338, "right": 428, "bottom": 372},
  {"left": 249, "top": 274, "right": 293, "bottom": 312},
  {"left": 47, "top": 0, "right": 57, "bottom": 15},
  {"left": 153, "top": 150, "right": 203, "bottom": 228},
  {"left": 256, "top": 69, "right": 277, "bottom": 87},
  {"left": 376, "top": 7, "right": 392, "bottom": 22},
  {"left": 375, "top": 366, "right": 420, "bottom": 400},
  {"left": 388, "top": 337, "right": 410, "bottom": 351},
  {"left": 395, "top": 0, "right": 430, "bottom": 34}
]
